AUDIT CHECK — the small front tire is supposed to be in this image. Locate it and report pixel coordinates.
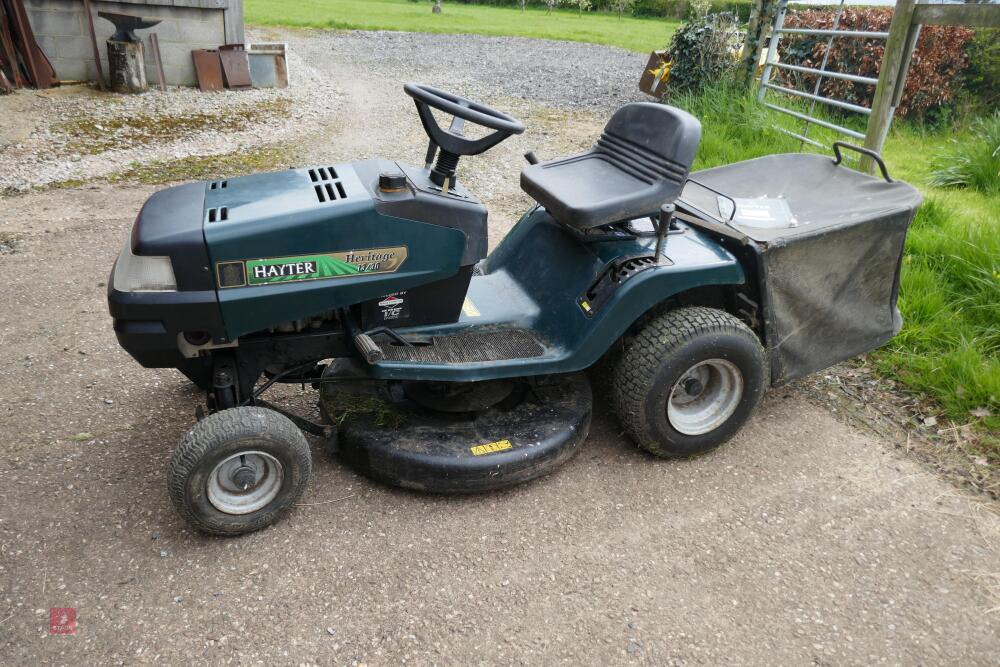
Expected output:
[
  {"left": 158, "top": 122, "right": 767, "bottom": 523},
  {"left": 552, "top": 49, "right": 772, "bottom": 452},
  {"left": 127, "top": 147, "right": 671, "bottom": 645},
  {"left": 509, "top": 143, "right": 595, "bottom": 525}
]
[
  {"left": 168, "top": 407, "right": 312, "bottom": 536},
  {"left": 613, "top": 306, "right": 766, "bottom": 458}
]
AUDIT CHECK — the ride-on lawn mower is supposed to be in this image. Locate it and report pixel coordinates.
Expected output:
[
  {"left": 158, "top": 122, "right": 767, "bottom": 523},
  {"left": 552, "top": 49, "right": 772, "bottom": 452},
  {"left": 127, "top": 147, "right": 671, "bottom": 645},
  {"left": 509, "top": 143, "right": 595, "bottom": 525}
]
[{"left": 108, "top": 83, "right": 922, "bottom": 535}]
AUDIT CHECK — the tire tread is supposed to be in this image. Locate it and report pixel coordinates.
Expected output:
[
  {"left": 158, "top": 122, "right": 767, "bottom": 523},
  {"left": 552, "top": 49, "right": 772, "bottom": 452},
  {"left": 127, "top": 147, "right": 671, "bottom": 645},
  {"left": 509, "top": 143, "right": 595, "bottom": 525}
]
[
  {"left": 612, "top": 306, "right": 764, "bottom": 457},
  {"left": 168, "top": 407, "right": 311, "bottom": 536}
]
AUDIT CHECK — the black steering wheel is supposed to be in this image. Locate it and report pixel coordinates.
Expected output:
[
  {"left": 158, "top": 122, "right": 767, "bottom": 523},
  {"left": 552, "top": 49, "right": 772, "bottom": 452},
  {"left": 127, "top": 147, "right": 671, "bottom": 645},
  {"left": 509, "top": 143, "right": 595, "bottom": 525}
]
[
  {"left": 404, "top": 82, "right": 524, "bottom": 155},
  {"left": 404, "top": 82, "right": 524, "bottom": 187}
]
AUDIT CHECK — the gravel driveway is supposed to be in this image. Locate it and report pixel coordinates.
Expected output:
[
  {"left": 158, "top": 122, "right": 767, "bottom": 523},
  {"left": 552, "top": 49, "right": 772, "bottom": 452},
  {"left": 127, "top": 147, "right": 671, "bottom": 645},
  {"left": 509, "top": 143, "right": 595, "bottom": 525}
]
[{"left": 2, "top": 29, "right": 999, "bottom": 665}]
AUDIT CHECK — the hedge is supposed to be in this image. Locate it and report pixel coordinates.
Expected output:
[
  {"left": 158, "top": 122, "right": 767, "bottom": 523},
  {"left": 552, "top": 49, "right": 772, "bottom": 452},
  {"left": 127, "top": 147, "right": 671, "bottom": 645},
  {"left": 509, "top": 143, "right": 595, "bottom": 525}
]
[
  {"left": 441, "top": 0, "right": 754, "bottom": 20},
  {"left": 779, "top": 7, "right": 974, "bottom": 118}
]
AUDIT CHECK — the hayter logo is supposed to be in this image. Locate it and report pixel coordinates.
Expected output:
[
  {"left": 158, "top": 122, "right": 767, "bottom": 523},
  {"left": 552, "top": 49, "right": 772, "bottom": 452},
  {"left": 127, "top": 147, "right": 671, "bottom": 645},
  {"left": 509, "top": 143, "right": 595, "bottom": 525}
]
[
  {"left": 49, "top": 608, "right": 76, "bottom": 635},
  {"left": 251, "top": 261, "right": 317, "bottom": 280}
]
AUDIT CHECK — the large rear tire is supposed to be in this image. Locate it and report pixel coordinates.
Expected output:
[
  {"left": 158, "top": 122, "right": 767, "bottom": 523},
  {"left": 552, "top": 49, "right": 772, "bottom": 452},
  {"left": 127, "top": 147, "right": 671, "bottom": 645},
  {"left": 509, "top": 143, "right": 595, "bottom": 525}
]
[
  {"left": 612, "top": 307, "right": 766, "bottom": 458},
  {"left": 168, "top": 407, "right": 312, "bottom": 536}
]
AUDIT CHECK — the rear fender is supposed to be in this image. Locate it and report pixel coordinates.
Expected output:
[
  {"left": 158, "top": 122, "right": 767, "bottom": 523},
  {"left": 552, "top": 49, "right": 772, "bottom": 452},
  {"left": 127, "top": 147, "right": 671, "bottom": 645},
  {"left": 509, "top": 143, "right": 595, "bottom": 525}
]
[{"left": 561, "top": 254, "right": 747, "bottom": 370}]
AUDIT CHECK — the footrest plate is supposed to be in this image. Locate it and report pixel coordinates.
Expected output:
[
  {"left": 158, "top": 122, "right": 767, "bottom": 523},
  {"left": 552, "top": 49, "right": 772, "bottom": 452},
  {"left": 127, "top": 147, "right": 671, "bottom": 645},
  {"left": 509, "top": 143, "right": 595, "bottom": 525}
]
[{"left": 374, "top": 328, "right": 545, "bottom": 364}]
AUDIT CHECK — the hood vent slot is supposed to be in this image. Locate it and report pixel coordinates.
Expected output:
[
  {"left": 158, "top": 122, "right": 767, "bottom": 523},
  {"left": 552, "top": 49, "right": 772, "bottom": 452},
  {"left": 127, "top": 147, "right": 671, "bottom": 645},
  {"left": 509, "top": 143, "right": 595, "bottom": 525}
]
[
  {"left": 309, "top": 167, "right": 338, "bottom": 182},
  {"left": 209, "top": 180, "right": 228, "bottom": 190},
  {"left": 308, "top": 166, "right": 348, "bottom": 203},
  {"left": 206, "top": 206, "right": 228, "bottom": 223}
]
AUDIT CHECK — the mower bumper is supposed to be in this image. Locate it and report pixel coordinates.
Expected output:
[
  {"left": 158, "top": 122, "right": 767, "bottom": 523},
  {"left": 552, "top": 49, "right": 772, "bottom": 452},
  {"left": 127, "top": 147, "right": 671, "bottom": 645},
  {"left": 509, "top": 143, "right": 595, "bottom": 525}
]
[
  {"left": 107, "top": 283, "right": 224, "bottom": 368},
  {"left": 107, "top": 181, "right": 226, "bottom": 369}
]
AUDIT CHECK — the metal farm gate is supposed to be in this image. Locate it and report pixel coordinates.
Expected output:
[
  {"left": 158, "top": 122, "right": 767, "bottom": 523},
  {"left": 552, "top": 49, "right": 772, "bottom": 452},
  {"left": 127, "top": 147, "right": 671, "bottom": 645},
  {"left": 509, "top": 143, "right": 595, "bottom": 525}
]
[
  {"left": 752, "top": 0, "right": 1000, "bottom": 171},
  {"left": 757, "top": 0, "right": 882, "bottom": 149}
]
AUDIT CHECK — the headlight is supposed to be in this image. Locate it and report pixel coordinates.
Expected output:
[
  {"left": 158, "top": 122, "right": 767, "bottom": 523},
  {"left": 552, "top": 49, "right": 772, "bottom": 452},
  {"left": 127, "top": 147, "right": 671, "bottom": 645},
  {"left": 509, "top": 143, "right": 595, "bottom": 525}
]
[{"left": 113, "top": 239, "right": 177, "bottom": 292}]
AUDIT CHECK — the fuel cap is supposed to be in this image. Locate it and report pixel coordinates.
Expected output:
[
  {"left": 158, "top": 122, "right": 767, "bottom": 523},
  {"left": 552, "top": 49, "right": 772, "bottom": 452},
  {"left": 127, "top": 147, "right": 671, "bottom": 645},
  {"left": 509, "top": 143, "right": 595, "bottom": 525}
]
[{"left": 379, "top": 171, "right": 407, "bottom": 192}]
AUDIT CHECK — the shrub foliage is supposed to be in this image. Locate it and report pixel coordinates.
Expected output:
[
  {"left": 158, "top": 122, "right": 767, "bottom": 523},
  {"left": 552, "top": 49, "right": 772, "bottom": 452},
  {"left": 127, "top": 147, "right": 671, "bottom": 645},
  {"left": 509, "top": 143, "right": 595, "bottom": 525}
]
[
  {"left": 666, "top": 12, "right": 742, "bottom": 94},
  {"left": 964, "top": 28, "right": 1000, "bottom": 111},
  {"left": 778, "top": 8, "right": 974, "bottom": 118}
]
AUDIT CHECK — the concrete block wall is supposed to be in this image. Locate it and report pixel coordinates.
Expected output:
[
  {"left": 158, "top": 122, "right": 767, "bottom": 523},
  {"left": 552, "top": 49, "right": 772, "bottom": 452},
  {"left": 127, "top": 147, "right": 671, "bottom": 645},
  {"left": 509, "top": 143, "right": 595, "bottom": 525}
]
[{"left": 25, "top": 0, "right": 244, "bottom": 87}]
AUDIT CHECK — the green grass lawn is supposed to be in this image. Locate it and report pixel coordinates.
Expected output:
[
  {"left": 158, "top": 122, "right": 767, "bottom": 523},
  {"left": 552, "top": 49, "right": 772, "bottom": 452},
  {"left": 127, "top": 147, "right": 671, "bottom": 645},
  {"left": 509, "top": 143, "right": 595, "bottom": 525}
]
[
  {"left": 871, "top": 125, "right": 999, "bottom": 437},
  {"left": 244, "top": 0, "right": 678, "bottom": 52}
]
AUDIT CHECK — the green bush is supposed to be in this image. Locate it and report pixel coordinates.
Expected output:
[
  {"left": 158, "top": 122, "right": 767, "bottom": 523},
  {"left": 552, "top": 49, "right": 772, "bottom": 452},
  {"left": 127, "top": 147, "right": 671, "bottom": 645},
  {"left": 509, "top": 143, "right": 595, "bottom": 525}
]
[
  {"left": 665, "top": 12, "right": 742, "bottom": 94},
  {"left": 964, "top": 28, "right": 1000, "bottom": 111},
  {"left": 929, "top": 112, "right": 1000, "bottom": 195}
]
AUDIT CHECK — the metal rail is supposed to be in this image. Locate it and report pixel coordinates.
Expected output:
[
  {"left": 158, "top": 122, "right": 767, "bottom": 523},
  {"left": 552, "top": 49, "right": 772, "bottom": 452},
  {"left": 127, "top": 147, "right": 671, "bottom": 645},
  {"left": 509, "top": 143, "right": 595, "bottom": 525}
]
[
  {"left": 763, "top": 103, "right": 866, "bottom": 139},
  {"left": 758, "top": 0, "right": 876, "bottom": 148},
  {"left": 777, "top": 28, "right": 889, "bottom": 39},
  {"left": 770, "top": 61, "right": 878, "bottom": 86},
  {"left": 763, "top": 82, "right": 872, "bottom": 115},
  {"left": 802, "top": 1, "right": 848, "bottom": 144},
  {"left": 775, "top": 127, "right": 825, "bottom": 149}
]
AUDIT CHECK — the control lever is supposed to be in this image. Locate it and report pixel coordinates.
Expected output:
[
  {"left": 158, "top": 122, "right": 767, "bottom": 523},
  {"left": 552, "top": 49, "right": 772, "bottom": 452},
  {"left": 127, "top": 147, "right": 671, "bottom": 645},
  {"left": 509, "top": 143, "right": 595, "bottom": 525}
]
[{"left": 654, "top": 203, "right": 675, "bottom": 264}]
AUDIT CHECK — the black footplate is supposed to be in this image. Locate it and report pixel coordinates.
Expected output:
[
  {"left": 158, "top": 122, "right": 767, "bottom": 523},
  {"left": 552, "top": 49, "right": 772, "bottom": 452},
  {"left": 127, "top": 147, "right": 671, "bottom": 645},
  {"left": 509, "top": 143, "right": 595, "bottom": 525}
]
[
  {"left": 321, "top": 373, "right": 592, "bottom": 493},
  {"left": 372, "top": 328, "right": 546, "bottom": 364}
]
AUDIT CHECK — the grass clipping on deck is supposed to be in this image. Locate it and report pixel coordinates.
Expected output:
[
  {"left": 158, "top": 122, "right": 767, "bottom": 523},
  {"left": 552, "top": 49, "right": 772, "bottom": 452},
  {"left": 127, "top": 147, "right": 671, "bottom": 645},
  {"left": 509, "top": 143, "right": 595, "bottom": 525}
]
[{"left": 322, "top": 390, "right": 407, "bottom": 429}]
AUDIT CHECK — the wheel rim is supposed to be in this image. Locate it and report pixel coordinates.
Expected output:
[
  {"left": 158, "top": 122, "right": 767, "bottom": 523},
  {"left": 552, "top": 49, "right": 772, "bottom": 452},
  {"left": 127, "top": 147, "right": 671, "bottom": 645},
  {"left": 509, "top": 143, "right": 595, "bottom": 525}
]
[
  {"left": 207, "top": 451, "right": 284, "bottom": 515},
  {"left": 667, "top": 359, "right": 744, "bottom": 436}
]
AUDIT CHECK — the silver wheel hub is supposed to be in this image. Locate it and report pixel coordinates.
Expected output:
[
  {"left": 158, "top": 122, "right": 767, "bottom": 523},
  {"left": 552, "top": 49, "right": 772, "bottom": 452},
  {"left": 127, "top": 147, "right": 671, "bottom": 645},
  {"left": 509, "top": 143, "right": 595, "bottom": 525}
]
[
  {"left": 207, "top": 451, "right": 283, "bottom": 515},
  {"left": 667, "top": 359, "right": 744, "bottom": 436}
]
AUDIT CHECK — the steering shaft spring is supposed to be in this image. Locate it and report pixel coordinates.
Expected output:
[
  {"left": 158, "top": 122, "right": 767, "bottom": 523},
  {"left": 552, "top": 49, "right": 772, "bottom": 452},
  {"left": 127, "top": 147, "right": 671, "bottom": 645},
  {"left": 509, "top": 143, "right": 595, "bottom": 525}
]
[{"left": 434, "top": 150, "right": 460, "bottom": 178}]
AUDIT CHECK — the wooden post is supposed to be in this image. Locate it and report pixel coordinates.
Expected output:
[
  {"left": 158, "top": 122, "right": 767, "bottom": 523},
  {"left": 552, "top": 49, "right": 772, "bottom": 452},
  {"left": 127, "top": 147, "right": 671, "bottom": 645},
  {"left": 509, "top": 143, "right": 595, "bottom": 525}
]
[
  {"left": 150, "top": 34, "right": 166, "bottom": 92},
  {"left": 82, "top": 0, "right": 106, "bottom": 90},
  {"left": 911, "top": 3, "right": 1000, "bottom": 29},
  {"left": 757, "top": 0, "right": 788, "bottom": 102},
  {"left": 861, "top": 0, "right": 916, "bottom": 173},
  {"left": 741, "top": 0, "right": 781, "bottom": 88}
]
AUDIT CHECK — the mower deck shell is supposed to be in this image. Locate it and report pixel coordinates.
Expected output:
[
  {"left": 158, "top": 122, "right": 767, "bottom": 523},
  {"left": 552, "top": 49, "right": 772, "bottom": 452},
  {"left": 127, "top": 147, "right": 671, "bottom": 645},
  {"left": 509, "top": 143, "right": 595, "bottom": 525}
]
[{"left": 330, "top": 373, "right": 593, "bottom": 493}]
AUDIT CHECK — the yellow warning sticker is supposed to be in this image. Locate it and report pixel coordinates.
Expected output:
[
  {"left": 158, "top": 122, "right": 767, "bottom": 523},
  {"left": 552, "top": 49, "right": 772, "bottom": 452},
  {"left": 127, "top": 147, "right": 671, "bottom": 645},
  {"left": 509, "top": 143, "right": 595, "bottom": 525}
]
[
  {"left": 462, "top": 298, "right": 481, "bottom": 317},
  {"left": 470, "top": 439, "right": 513, "bottom": 456}
]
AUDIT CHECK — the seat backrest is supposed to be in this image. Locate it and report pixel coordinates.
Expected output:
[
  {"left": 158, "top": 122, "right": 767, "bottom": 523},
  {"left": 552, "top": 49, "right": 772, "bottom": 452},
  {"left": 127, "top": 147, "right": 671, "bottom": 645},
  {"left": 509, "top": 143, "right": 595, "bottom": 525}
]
[{"left": 594, "top": 103, "right": 702, "bottom": 188}]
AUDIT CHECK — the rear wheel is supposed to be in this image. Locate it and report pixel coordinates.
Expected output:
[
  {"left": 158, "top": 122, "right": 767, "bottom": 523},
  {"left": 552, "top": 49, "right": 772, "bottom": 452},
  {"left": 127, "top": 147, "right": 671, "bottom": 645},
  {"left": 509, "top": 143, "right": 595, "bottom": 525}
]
[
  {"left": 168, "top": 407, "right": 312, "bottom": 536},
  {"left": 613, "top": 307, "right": 766, "bottom": 458}
]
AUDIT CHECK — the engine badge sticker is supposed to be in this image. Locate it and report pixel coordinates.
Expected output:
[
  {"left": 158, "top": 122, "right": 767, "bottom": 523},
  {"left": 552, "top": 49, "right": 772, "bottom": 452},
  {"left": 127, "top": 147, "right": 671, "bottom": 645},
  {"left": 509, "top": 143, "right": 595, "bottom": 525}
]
[
  {"left": 377, "top": 292, "right": 408, "bottom": 321},
  {"left": 217, "top": 247, "right": 408, "bottom": 288}
]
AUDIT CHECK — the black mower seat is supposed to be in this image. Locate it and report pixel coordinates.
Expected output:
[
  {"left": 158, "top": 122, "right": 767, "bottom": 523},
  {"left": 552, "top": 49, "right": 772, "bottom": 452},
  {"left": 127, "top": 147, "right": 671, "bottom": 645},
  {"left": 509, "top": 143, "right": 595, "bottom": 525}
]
[{"left": 520, "top": 103, "right": 701, "bottom": 229}]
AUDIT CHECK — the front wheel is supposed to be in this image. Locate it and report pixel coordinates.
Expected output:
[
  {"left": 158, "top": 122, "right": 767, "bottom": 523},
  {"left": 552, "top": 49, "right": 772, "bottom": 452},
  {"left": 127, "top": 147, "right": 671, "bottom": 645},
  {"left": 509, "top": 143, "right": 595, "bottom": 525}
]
[
  {"left": 613, "top": 307, "right": 766, "bottom": 458},
  {"left": 168, "top": 407, "right": 312, "bottom": 536}
]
